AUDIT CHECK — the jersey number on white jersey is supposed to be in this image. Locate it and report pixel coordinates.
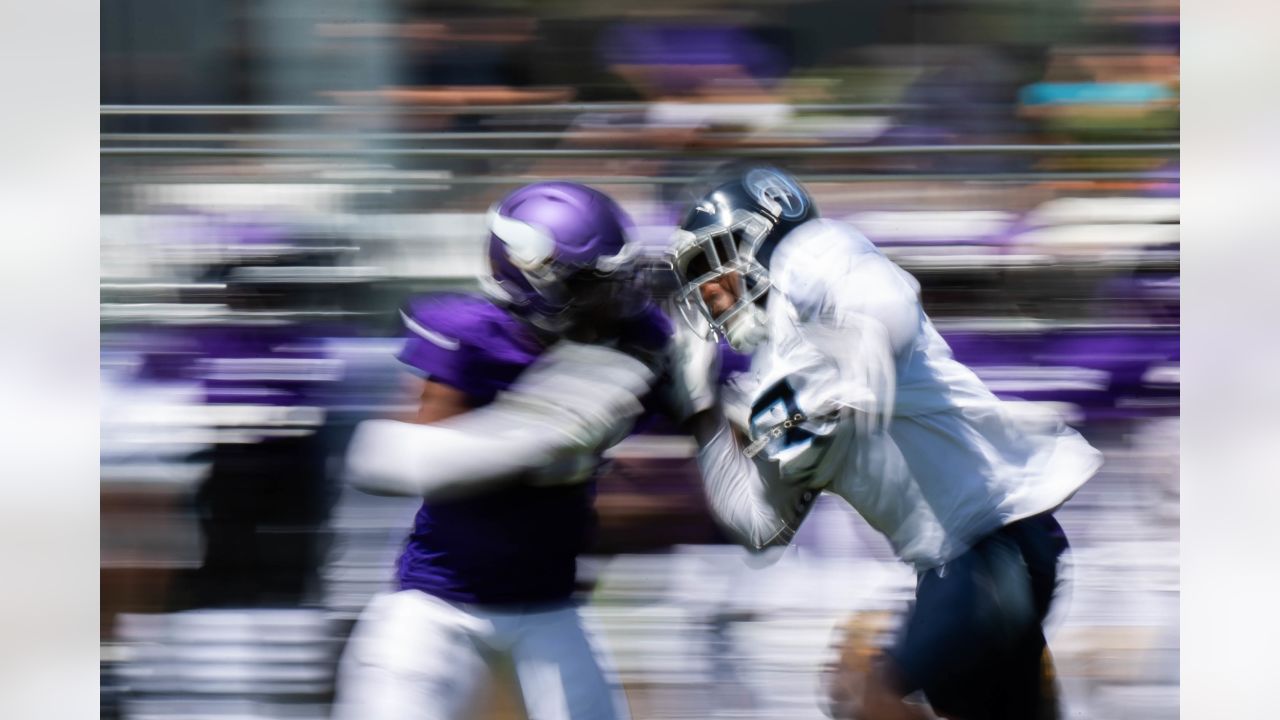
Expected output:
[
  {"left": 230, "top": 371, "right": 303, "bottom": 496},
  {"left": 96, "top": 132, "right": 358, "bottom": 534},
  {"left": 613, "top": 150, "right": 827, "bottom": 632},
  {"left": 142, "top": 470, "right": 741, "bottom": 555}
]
[{"left": 749, "top": 379, "right": 815, "bottom": 461}]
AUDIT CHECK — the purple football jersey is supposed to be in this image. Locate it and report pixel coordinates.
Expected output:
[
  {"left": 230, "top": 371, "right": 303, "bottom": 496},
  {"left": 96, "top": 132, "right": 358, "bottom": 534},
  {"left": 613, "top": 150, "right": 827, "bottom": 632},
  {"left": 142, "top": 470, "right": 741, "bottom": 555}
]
[{"left": 393, "top": 294, "right": 670, "bottom": 606}]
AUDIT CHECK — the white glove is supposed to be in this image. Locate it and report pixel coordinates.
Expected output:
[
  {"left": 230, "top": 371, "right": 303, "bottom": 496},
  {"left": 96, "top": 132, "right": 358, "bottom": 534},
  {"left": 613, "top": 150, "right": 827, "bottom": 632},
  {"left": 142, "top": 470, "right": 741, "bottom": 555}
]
[{"left": 665, "top": 308, "right": 722, "bottom": 422}]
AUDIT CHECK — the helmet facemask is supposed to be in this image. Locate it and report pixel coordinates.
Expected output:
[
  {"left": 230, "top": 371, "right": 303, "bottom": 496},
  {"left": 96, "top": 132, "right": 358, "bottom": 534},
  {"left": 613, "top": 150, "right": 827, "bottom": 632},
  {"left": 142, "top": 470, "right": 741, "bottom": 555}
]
[{"left": 669, "top": 208, "right": 774, "bottom": 349}]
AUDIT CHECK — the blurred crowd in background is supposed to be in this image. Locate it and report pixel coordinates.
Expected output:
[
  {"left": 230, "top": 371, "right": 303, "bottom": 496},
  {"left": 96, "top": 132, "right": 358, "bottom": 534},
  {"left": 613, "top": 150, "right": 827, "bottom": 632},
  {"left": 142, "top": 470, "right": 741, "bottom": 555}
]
[{"left": 100, "top": 0, "right": 1178, "bottom": 717}]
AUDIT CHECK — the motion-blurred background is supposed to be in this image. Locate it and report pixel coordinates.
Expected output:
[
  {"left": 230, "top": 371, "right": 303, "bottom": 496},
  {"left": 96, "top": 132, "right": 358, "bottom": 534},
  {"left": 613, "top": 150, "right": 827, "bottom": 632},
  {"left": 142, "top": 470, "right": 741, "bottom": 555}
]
[{"left": 100, "top": 0, "right": 1178, "bottom": 717}]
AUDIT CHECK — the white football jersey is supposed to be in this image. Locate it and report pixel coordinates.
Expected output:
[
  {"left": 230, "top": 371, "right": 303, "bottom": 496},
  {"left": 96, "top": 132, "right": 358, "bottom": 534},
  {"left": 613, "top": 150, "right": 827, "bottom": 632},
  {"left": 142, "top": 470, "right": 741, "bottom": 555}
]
[{"left": 722, "top": 219, "right": 1102, "bottom": 570}]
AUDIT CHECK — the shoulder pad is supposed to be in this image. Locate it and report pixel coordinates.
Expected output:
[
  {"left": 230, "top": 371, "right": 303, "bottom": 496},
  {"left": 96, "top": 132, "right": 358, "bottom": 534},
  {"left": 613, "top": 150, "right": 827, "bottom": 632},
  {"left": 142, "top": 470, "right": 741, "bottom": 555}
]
[{"left": 396, "top": 294, "right": 541, "bottom": 402}]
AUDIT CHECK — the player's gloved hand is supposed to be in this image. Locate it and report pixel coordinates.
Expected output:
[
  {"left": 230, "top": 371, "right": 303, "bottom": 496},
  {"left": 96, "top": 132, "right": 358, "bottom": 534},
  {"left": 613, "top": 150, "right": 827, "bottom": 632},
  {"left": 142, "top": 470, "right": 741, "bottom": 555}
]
[{"left": 665, "top": 309, "right": 722, "bottom": 423}]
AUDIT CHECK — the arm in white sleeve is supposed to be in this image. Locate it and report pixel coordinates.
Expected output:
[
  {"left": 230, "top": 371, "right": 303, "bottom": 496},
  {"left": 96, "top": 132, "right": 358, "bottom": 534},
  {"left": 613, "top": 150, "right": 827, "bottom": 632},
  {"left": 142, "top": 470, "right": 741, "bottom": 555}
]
[
  {"left": 659, "top": 299, "right": 722, "bottom": 423},
  {"left": 691, "top": 409, "right": 814, "bottom": 552},
  {"left": 344, "top": 418, "right": 553, "bottom": 499},
  {"left": 344, "top": 341, "right": 656, "bottom": 500}
]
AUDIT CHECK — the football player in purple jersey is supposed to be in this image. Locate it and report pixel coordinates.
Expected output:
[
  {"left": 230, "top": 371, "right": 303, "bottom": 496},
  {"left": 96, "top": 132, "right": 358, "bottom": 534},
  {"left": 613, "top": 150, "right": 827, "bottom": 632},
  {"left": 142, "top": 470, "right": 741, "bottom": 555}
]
[{"left": 333, "top": 182, "right": 670, "bottom": 720}]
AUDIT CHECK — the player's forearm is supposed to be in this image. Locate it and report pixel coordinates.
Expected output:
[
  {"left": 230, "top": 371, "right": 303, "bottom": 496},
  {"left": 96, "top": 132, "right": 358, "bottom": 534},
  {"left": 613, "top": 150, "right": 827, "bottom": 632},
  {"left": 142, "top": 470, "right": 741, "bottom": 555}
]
[
  {"left": 344, "top": 402, "right": 632, "bottom": 500},
  {"left": 346, "top": 341, "right": 655, "bottom": 500},
  {"left": 693, "top": 409, "right": 798, "bottom": 552},
  {"left": 344, "top": 418, "right": 548, "bottom": 500}
]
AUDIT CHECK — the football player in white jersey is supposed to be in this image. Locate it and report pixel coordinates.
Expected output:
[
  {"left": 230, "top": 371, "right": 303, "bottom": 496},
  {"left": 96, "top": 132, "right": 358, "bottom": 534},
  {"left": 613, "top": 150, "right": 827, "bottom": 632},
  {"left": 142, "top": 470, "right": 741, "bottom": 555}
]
[{"left": 665, "top": 165, "right": 1103, "bottom": 720}]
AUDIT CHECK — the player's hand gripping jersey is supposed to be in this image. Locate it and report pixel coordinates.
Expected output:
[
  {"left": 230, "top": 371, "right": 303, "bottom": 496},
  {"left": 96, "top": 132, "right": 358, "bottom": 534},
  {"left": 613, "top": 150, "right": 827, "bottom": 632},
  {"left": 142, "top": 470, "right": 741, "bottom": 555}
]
[{"left": 696, "top": 219, "right": 1102, "bottom": 570}]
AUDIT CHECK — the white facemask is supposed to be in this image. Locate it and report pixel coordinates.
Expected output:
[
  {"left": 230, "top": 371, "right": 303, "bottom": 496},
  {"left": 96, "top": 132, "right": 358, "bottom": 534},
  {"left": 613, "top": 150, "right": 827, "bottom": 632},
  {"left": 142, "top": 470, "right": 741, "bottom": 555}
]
[{"left": 722, "top": 302, "right": 769, "bottom": 353}]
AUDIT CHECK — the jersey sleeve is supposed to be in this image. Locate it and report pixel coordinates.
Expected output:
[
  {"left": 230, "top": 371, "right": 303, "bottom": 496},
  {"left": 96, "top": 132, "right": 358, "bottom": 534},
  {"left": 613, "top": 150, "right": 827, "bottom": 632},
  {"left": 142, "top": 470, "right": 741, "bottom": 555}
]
[
  {"left": 775, "top": 220, "right": 921, "bottom": 357},
  {"left": 825, "top": 258, "right": 921, "bottom": 358},
  {"left": 695, "top": 410, "right": 818, "bottom": 553}
]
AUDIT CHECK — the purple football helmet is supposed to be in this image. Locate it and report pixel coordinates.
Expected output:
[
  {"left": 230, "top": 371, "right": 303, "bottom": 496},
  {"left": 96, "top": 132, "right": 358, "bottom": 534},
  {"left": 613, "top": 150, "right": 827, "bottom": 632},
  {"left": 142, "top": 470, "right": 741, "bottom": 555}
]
[{"left": 483, "top": 182, "right": 642, "bottom": 334}]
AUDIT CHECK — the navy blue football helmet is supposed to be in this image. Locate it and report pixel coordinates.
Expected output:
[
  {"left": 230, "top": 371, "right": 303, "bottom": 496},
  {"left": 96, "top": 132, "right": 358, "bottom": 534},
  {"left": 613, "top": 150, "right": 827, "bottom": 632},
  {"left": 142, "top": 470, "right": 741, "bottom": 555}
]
[{"left": 668, "top": 164, "right": 818, "bottom": 341}]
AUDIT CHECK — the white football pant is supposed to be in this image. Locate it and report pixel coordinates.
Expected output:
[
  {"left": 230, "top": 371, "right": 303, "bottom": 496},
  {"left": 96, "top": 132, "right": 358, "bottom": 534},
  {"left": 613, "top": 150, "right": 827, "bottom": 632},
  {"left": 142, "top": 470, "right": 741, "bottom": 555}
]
[{"left": 332, "top": 590, "right": 630, "bottom": 720}]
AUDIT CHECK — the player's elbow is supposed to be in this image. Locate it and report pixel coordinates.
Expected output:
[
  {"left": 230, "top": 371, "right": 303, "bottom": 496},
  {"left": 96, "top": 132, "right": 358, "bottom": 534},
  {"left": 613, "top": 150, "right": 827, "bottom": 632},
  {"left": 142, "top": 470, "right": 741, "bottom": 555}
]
[
  {"left": 345, "top": 443, "right": 430, "bottom": 491},
  {"left": 345, "top": 463, "right": 418, "bottom": 498},
  {"left": 344, "top": 448, "right": 484, "bottom": 501},
  {"left": 343, "top": 418, "right": 544, "bottom": 500},
  {"left": 751, "top": 532, "right": 795, "bottom": 554},
  {"left": 735, "top": 529, "right": 793, "bottom": 568},
  {"left": 728, "top": 519, "right": 796, "bottom": 556},
  {"left": 343, "top": 418, "right": 451, "bottom": 498},
  {"left": 745, "top": 539, "right": 780, "bottom": 555}
]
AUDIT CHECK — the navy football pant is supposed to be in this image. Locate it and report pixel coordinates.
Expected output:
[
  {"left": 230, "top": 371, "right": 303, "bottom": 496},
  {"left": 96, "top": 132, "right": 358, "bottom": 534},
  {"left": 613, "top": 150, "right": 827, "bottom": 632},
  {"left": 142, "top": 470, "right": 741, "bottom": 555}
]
[{"left": 886, "top": 513, "right": 1068, "bottom": 720}]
